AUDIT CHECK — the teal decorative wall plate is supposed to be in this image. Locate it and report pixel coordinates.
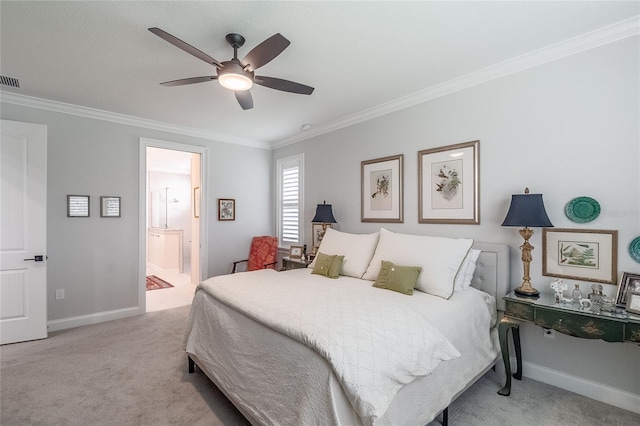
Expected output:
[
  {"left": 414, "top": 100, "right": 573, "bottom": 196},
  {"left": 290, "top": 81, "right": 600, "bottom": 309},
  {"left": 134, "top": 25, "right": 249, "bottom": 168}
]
[
  {"left": 630, "top": 237, "right": 640, "bottom": 264},
  {"left": 565, "top": 197, "right": 600, "bottom": 223}
]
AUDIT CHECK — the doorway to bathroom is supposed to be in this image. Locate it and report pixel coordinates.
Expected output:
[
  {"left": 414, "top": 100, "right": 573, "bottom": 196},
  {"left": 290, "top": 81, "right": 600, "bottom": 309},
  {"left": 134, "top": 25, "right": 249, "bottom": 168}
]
[{"left": 138, "top": 138, "right": 208, "bottom": 314}]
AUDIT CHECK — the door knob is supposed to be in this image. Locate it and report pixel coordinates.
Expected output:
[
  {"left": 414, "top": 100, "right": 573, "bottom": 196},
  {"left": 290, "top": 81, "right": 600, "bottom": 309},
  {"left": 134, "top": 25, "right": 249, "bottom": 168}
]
[{"left": 23, "top": 255, "right": 45, "bottom": 262}]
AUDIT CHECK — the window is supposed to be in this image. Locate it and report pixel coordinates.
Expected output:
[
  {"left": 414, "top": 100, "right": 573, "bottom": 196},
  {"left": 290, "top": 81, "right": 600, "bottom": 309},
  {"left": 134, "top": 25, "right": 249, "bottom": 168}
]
[{"left": 277, "top": 154, "right": 304, "bottom": 247}]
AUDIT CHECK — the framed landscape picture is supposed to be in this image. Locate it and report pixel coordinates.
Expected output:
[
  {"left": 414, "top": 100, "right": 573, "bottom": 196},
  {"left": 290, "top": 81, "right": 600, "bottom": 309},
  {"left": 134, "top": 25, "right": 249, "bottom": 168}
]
[
  {"left": 418, "top": 140, "right": 479, "bottom": 224},
  {"left": 542, "top": 228, "right": 618, "bottom": 284},
  {"left": 361, "top": 154, "right": 403, "bottom": 223}
]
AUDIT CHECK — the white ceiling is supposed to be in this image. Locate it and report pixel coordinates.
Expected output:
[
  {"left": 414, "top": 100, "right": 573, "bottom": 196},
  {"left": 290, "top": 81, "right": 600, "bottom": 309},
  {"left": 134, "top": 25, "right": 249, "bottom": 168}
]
[{"left": 1, "top": 1, "right": 638, "bottom": 148}]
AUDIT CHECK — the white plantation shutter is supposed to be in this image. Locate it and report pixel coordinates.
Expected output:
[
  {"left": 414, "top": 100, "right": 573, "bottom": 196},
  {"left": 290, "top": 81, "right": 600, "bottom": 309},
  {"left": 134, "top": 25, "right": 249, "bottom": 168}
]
[{"left": 277, "top": 154, "right": 304, "bottom": 246}]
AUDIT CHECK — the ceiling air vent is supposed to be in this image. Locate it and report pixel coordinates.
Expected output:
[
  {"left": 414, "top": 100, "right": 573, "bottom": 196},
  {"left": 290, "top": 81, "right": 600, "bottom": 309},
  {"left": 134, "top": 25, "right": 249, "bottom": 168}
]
[{"left": 0, "top": 76, "right": 20, "bottom": 88}]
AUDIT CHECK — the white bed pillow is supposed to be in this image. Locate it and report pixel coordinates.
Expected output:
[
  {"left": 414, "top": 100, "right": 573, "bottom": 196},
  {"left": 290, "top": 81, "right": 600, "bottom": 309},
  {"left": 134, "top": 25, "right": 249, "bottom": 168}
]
[
  {"left": 362, "top": 228, "right": 473, "bottom": 299},
  {"left": 309, "top": 228, "right": 380, "bottom": 278},
  {"left": 454, "top": 249, "right": 481, "bottom": 292}
]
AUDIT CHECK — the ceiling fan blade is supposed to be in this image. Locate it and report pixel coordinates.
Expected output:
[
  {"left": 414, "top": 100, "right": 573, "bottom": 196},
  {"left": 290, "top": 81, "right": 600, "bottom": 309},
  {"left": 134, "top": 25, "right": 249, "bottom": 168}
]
[
  {"left": 254, "top": 76, "right": 314, "bottom": 95},
  {"left": 241, "top": 33, "right": 290, "bottom": 72},
  {"left": 235, "top": 90, "right": 254, "bottom": 110},
  {"left": 160, "top": 76, "right": 217, "bottom": 87},
  {"left": 149, "top": 27, "right": 222, "bottom": 69}
]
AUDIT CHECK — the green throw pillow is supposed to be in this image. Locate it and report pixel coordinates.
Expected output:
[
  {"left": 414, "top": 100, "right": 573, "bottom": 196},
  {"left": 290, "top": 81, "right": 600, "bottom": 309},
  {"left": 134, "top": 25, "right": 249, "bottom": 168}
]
[
  {"left": 373, "top": 260, "right": 422, "bottom": 295},
  {"left": 312, "top": 252, "right": 344, "bottom": 279}
]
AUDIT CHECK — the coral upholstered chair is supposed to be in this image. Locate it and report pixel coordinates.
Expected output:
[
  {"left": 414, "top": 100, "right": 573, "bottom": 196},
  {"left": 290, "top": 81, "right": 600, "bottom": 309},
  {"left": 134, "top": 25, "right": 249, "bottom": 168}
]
[{"left": 231, "top": 236, "right": 278, "bottom": 273}]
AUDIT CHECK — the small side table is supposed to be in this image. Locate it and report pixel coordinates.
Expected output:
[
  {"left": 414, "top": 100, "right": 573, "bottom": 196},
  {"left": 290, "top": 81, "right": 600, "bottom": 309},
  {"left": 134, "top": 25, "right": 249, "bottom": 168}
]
[{"left": 282, "top": 257, "right": 312, "bottom": 271}]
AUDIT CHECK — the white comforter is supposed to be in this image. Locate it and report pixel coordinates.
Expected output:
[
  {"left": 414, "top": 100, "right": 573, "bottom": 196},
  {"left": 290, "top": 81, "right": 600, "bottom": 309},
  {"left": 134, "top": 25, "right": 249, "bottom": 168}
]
[{"left": 194, "top": 268, "right": 460, "bottom": 425}]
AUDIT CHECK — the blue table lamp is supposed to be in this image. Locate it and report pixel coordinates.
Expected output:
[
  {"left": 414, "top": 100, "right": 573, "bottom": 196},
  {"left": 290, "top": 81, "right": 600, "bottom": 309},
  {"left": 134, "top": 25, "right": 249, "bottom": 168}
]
[{"left": 502, "top": 188, "right": 553, "bottom": 297}]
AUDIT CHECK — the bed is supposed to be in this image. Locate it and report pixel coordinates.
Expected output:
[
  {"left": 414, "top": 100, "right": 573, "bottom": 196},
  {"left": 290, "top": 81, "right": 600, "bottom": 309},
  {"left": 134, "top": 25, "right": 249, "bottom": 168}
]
[{"left": 184, "top": 228, "right": 509, "bottom": 426}]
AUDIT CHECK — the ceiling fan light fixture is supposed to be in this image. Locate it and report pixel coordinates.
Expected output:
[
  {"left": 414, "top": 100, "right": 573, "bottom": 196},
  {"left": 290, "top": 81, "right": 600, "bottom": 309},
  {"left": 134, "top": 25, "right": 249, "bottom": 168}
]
[
  {"left": 218, "top": 72, "right": 253, "bottom": 91},
  {"left": 218, "top": 60, "right": 254, "bottom": 91}
]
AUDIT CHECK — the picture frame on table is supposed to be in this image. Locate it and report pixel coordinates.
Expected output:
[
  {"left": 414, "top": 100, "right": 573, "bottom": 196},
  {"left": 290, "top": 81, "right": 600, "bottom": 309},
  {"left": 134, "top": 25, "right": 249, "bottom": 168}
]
[
  {"left": 289, "top": 246, "right": 303, "bottom": 260},
  {"left": 626, "top": 292, "right": 640, "bottom": 315},
  {"left": 361, "top": 154, "right": 403, "bottom": 223},
  {"left": 542, "top": 228, "right": 618, "bottom": 285},
  {"left": 218, "top": 198, "right": 235, "bottom": 221},
  {"left": 615, "top": 272, "right": 640, "bottom": 308},
  {"left": 418, "top": 140, "right": 479, "bottom": 224},
  {"left": 100, "top": 196, "right": 121, "bottom": 218}
]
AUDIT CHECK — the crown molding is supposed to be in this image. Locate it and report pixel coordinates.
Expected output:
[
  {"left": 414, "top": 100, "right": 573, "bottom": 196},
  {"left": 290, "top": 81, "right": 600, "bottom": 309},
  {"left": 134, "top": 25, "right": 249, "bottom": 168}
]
[
  {"left": 0, "top": 91, "right": 271, "bottom": 150},
  {"left": 273, "top": 15, "right": 640, "bottom": 149}
]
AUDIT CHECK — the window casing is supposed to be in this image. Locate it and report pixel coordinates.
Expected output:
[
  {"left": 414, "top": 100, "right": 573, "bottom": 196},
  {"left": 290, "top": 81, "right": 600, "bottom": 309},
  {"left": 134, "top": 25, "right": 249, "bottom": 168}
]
[{"left": 277, "top": 154, "right": 304, "bottom": 248}]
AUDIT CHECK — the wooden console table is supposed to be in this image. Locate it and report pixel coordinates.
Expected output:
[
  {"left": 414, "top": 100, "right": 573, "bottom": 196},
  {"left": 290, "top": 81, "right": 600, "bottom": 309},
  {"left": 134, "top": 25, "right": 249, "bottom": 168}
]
[{"left": 498, "top": 291, "right": 640, "bottom": 396}]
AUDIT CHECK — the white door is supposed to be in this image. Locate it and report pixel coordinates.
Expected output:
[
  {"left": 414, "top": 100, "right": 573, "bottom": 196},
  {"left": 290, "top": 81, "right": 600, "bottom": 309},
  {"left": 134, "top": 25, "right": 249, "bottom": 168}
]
[{"left": 0, "top": 120, "right": 48, "bottom": 344}]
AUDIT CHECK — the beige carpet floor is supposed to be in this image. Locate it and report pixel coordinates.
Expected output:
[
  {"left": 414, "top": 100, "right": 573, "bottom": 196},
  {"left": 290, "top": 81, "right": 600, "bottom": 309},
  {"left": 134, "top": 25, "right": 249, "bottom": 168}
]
[{"left": 1, "top": 305, "right": 638, "bottom": 426}]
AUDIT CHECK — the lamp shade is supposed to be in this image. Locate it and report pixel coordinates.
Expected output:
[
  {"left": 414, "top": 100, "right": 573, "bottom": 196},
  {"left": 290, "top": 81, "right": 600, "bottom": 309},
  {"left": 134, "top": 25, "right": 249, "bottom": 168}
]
[
  {"left": 312, "top": 202, "right": 337, "bottom": 224},
  {"left": 502, "top": 192, "right": 553, "bottom": 228}
]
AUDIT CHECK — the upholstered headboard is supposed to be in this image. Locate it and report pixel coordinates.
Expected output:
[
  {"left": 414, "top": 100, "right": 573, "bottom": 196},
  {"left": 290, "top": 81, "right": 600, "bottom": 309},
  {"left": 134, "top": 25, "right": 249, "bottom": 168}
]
[{"left": 470, "top": 242, "right": 510, "bottom": 311}]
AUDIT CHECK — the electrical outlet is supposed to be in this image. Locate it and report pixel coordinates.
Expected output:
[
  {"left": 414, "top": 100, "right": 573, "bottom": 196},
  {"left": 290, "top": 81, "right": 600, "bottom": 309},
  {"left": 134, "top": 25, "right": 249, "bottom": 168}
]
[
  {"left": 543, "top": 328, "right": 555, "bottom": 339},
  {"left": 55, "top": 289, "right": 65, "bottom": 300}
]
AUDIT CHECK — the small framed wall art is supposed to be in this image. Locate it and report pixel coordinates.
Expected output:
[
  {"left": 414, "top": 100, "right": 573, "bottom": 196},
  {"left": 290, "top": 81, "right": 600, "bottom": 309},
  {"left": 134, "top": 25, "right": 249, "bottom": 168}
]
[
  {"left": 542, "top": 228, "right": 618, "bottom": 285},
  {"left": 67, "top": 195, "right": 90, "bottom": 217},
  {"left": 100, "top": 196, "right": 121, "bottom": 218},
  {"left": 418, "top": 140, "right": 479, "bottom": 224},
  {"left": 218, "top": 198, "right": 235, "bottom": 221},
  {"left": 361, "top": 154, "right": 403, "bottom": 223}
]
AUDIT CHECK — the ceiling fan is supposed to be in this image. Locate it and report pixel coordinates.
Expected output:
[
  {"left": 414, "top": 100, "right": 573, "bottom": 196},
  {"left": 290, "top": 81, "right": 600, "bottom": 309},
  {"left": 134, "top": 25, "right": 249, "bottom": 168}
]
[{"left": 149, "top": 28, "right": 314, "bottom": 110}]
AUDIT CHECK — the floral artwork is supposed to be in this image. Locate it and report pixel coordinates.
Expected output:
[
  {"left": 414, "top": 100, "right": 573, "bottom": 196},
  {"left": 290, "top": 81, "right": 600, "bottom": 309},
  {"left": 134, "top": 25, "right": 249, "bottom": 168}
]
[
  {"left": 361, "top": 155, "right": 403, "bottom": 223},
  {"left": 559, "top": 241, "right": 598, "bottom": 269},
  {"left": 418, "top": 141, "right": 478, "bottom": 224},
  {"left": 370, "top": 169, "right": 392, "bottom": 211},
  {"left": 431, "top": 160, "right": 463, "bottom": 209}
]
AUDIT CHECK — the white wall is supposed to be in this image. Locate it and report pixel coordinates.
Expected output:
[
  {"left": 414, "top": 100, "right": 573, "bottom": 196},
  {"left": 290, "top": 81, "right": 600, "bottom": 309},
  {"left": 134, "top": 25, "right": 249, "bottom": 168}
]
[
  {"left": 0, "top": 103, "right": 272, "bottom": 322},
  {"left": 274, "top": 37, "right": 640, "bottom": 400}
]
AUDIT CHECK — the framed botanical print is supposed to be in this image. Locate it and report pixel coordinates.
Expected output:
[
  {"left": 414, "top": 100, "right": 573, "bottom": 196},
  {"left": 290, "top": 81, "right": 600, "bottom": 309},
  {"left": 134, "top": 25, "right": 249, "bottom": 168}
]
[
  {"left": 218, "top": 198, "right": 235, "bottom": 221},
  {"left": 542, "top": 228, "right": 618, "bottom": 284},
  {"left": 418, "top": 140, "right": 479, "bottom": 224},
  {"left": 361, "top": 154, "right": 403, "bottom": 223},
  {"left": 312, "top": 223, "right": 333, "bottom": 255}
]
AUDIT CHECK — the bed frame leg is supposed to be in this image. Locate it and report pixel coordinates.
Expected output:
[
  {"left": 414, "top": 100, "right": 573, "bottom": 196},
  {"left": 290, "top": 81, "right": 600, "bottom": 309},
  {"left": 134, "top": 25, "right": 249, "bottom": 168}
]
[
  {"left": 442, "top": 407, "right": 448, "bottom": 426},
  {"left": 188, "top": 355, "right": 195, "bottom": 374}
]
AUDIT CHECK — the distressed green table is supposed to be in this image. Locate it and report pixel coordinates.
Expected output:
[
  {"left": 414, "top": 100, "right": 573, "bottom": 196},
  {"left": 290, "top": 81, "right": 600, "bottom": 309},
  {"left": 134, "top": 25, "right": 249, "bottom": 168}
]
[{"left": 497, "top": 291, "right": 640, "bottom": 396}]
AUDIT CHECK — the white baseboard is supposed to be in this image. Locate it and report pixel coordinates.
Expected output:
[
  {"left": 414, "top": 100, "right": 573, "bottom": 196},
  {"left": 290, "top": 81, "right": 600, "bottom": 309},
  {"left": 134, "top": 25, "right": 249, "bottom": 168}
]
[
  {"left": 520, "top": 359, "right": 640, "bottom": 414},
  {"left": 47, "top": 306, "right": 141, "bottom": 332}
]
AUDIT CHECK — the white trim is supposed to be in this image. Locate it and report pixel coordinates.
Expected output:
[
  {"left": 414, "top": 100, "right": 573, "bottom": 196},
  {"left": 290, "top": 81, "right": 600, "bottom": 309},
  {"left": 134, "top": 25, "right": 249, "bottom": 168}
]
[
  {"left": 518, "top": 359, "right": 640, "bottom": 414},
  {"left": 138, "top": 137, "right": 209, "bottom": 314},
  {"left": 0, "top": 91, "right": 270, "bottom": 150},
  {"left": 272, "top": 15, "right": 640, "bottom": 148},
  {"left": 47, "top": 307, "right": 139, "bottom": 332}
]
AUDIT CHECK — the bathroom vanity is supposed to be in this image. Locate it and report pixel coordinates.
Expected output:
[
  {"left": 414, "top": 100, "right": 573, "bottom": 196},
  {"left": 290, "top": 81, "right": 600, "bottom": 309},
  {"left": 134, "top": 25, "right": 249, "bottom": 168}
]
[{"left": 147, "top": 228, "right": 183, "bottom": 274}]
